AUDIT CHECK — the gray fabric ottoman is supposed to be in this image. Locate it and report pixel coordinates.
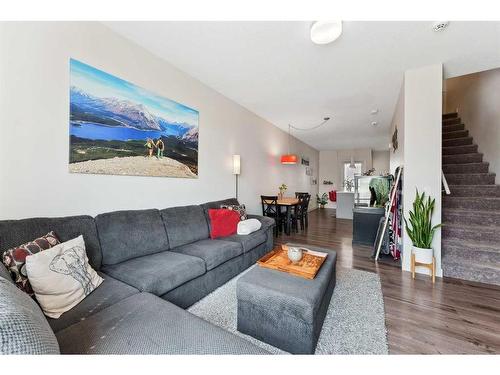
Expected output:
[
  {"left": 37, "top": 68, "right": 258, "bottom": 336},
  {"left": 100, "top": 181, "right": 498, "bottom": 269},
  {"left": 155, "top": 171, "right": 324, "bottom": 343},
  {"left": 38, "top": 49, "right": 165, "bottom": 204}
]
[{"left": 236, "top": 244, "right": 337, "bottom": 354}]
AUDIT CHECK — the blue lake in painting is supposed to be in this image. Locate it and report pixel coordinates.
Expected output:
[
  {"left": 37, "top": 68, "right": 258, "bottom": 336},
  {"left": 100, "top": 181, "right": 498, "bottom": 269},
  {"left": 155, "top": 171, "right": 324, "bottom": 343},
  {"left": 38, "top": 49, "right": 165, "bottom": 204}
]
[{"left": 71, "top": 122, "right": 171, "bottom": 141}]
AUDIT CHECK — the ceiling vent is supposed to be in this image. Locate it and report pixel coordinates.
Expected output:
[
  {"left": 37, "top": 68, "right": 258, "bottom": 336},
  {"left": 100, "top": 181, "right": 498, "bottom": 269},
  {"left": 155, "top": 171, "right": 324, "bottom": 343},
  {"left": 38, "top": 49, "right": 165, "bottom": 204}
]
[{"left": 432, "top": 21, "right": 449, "bottom": 32}]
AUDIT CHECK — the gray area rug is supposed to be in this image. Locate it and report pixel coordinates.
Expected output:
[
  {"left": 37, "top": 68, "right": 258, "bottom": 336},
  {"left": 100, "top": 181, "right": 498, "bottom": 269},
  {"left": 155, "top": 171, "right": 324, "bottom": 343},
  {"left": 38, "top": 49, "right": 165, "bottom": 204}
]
[{"left": 188, "top": 266, "right": 388, "bottom": 354}]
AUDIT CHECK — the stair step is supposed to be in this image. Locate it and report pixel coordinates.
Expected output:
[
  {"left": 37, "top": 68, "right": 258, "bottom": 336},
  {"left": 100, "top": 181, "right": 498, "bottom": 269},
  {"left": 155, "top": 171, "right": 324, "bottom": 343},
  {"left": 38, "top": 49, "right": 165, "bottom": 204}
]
[
  {"left": 444, "top": 173, "right": 496, "bottom": 185},
  {"left": 442, "top": 123, "right": 465, "bottom": 133},
  {"left": 442, "top": 117, "right": 462, "bottom": 125},
  {"left": 442, "top": 223, "right": 500, "bottom": 244},
  {"left": 442, "top": 162, "right": 489, "bottom": 174},
  {"left": 443, "top": 208, "right": 500, "bottom": 226},
  {"left": 447, "top": 184, "right": 500, "bottom": 197},
  {"left": 442, "top": 144, "right": 478, "bottom": 155},
  {"left": 443, "top": 196, "right": 500, "bottom": 211},
  {"left": 442, "top": 112, "right": 459, "bottom": 120},
  {"left": 442, "top": 258, "right": 500, "bottom": 286},
  {"left": 442, "top": 153, "right": 483, "bottom": 164},
  {"left": 442, "top": 240, "right": 500, "bottom": 264},
  {"left": 442, "top": 137, "right": 473, "bottom": 147},
  {"left": 442, "top": 130, "right": 469, "bottom": 139}
]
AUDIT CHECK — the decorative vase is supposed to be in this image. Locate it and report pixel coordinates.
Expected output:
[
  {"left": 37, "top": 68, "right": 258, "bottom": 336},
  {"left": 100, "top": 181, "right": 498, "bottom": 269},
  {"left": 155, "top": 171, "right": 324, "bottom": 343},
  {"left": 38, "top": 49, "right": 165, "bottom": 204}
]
[
  {"left": 412, "top": 246, "right": 433, "bottom": 264},
  {"left": 287, "top": 247, "right": 303, "bottom": 264},
  {"left": 320, "top": 204, "right": 325, "bottom": 209},
  {"left": 278, "top": 192, "right": 284, "bottom": 200}
]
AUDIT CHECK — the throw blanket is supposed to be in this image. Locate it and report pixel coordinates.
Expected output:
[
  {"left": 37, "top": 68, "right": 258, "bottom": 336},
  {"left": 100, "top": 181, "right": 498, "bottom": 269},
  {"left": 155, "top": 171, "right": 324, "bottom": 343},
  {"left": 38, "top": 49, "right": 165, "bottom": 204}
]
[{"left": 237, "top": 219, "right": 262, "bottom": 235}]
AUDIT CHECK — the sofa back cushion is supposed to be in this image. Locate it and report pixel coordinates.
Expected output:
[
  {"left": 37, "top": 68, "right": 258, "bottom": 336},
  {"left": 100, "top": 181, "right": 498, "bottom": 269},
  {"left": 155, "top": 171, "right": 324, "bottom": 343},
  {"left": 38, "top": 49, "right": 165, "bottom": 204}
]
[
  {"left": 96, "top": 209, "right": 169, "bottom": 266},
  {"left": 0, "top": 278, "right": 60, "bottom": 354},
  {"left": 161, "top": 205, "right": 209, "bottom": 249},
  {"left": 0, "top": 215, "right": 102, "bottom": 270},
  {"left": 201, "top": 198, "right": 240, "bottom": 231}
]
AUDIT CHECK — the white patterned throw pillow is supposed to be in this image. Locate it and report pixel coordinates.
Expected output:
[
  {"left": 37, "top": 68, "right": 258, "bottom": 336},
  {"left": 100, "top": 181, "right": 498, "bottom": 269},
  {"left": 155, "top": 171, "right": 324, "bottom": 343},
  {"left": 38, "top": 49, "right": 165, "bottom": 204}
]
[{"left": 25, "top": 235, "right": 103, "bottom": 319}]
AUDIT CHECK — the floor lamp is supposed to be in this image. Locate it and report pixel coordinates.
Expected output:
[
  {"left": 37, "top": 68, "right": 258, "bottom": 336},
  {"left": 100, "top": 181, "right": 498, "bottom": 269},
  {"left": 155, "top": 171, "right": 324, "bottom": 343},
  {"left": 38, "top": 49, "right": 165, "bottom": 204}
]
[{"left": 233, "top": 155, "right": 241, "bottom": 200}]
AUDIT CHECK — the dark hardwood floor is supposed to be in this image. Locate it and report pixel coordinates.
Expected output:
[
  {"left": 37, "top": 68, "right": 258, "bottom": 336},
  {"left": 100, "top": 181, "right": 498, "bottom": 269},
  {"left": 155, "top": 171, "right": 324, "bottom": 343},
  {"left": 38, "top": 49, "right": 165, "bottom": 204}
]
[{"left": 274, "top": 208, "right": 500, "bottom": 354}]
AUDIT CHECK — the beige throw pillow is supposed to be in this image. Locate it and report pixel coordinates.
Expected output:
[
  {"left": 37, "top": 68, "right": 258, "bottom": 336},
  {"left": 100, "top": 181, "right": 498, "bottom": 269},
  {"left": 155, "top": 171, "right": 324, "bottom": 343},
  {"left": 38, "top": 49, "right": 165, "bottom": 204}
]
[{"left": 25, "top": 235, "right": 103, "bottom": 319}]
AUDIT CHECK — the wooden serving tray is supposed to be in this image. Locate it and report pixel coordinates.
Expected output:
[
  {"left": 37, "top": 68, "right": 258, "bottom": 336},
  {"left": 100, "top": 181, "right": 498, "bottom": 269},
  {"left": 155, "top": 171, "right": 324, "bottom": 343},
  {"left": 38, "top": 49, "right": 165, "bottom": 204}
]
[{"left": 257, "top": 245, "right": 327, "bottom": 280}]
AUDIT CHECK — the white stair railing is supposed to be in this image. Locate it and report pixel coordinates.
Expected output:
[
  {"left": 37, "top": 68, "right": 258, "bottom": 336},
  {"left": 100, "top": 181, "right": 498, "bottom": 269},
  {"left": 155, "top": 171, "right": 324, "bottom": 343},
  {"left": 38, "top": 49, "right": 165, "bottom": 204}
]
[{"left": 442, "top": 171, "right": 451, "bottom": 195}]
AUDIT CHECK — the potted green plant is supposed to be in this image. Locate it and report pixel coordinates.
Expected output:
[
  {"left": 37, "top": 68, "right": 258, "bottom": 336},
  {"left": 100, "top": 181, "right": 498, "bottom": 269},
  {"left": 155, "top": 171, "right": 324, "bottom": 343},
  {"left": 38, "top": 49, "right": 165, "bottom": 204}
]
[
  {"left": 404, "top": 190, "right": 442, "bottom": 265},
  {"left": 278, "top": 183, "right": 287, "bottom": 199},
  {"left": 316, "top": 193, "right": 328, "bottom": 208},
  {"left": 343, "top": 178, "right": 354, "bottom": 192}
]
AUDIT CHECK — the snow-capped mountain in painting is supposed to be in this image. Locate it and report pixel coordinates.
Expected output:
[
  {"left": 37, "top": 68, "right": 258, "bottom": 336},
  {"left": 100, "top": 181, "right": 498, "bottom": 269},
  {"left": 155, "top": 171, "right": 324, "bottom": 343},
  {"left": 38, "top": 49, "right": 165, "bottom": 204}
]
[{"left": 70, "top": 86, "right": 198, "bottom": 135}]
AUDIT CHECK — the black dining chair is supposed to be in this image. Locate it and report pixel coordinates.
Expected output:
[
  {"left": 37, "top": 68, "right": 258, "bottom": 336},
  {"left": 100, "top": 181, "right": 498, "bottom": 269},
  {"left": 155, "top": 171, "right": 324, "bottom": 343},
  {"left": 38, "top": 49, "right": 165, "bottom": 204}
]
[
  {"left": 295, "top": 192, "right": 309, "bottom": 198},
  {"left": 292, "top": 193, "right": 310, "bottom": 230},
  {"left": 260, "top": 195, "right": 282, "bottom": 237}
]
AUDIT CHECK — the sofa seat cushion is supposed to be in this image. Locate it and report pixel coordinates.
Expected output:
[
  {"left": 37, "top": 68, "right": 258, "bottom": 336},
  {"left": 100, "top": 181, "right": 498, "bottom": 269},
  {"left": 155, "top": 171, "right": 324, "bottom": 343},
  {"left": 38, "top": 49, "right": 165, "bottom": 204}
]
[
  {"left": 102, "top": 251, "right": 205, "bottom": 296},
  {"left": 47, "top": 272, "right": 139, "bottom": 333},
  {"left": 55, "top": 292, "right": 268, "bottom": 354},
  {"left": 172, "top": 239, "right": 243, "bottom": 271},
  {"left": 222, "top": 229, "right": 267, "bottom": 253}
]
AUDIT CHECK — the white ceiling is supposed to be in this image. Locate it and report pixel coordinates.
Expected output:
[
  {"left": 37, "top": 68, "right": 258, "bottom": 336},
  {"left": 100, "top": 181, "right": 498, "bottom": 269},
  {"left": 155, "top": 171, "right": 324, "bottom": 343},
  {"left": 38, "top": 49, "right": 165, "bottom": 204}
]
[{"left": 104, "top": 21, "right": 500, "bottom": 151}]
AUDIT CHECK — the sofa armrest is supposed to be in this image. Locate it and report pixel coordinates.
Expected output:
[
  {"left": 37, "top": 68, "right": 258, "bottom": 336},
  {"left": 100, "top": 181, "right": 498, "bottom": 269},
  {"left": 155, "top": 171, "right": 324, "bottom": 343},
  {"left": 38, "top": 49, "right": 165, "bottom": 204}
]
[{"left": 247, "top": 214, "right": 275, "bottom": 230}]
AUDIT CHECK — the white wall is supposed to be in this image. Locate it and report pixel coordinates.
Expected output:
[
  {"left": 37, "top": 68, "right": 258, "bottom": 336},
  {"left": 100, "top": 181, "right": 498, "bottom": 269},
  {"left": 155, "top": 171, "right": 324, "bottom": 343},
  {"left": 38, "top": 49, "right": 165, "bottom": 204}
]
[
  {"left": 372, "top": 150, "right": 390, "bottom": 175},
  {"left": 318, "top": 148, "right": 373, "bottom": 208},
  {"left": 445, "top": 68, "right": 500, "bottom": 183},
  {"left": 0, "top": 22, "right": 319, "bottom": 219},
  {"left": 402, "top": 64, "right": 443, "bottom": 276}
]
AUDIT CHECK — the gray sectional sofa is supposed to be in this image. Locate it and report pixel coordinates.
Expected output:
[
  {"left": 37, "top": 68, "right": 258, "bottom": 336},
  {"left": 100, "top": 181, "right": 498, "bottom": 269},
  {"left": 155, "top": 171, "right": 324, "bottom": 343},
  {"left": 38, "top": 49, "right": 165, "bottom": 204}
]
[{"left": 0, "top": 198, "right": 275, "bottom": 355}]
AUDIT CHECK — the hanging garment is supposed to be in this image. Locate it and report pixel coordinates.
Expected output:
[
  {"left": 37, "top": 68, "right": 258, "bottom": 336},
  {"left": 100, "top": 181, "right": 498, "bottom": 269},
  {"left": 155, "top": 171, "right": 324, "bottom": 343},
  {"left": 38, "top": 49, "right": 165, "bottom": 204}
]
[
  {"left": 389, "top": 168, "right": 402, "bottom": 261},
  {"left": 329, "top": 190, "right": 337, "bottom": 202}
]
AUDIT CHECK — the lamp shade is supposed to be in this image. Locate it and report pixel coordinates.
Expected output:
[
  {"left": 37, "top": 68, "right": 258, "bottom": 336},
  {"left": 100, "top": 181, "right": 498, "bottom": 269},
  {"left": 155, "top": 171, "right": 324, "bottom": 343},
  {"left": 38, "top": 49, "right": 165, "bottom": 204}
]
[
  {"left": 232, "top": 154, "right": 241, "bottom": 175},
  {"left": 281, "top": 154, "right": 298, "bottom": 165}
]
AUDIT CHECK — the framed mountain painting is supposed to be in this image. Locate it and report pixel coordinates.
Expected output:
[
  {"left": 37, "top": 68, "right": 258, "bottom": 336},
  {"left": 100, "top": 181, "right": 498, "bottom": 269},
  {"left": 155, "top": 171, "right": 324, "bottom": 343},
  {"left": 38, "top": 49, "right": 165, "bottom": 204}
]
[{"left": 69, "top": 59, "right": 199, "bottom": 178}]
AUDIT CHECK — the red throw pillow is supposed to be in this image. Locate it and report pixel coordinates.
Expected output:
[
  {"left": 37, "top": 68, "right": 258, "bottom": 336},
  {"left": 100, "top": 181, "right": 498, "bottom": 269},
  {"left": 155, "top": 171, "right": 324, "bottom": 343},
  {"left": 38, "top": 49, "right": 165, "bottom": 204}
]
[{"left": 209, "top": 209, "right": 240, "bottom": 239}]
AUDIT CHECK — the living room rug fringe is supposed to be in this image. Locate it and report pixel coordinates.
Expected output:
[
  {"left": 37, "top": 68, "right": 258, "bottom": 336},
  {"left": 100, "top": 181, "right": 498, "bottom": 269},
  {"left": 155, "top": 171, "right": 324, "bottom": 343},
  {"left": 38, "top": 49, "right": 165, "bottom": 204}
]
[{"left": 188, "top": 266, "right": 388, "bottom": 354}]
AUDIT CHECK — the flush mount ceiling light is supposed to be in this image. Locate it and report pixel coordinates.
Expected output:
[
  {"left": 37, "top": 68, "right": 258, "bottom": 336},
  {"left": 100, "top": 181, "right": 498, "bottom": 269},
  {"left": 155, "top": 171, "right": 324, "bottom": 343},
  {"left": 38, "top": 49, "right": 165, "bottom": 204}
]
[
  {"left": 310, "top": 21, "right": 343, "bottom": 45},
  {"left": 371, "top": 121, "right": 378, "bottom": 126},
  {"left": 432, "top": 21, "right": 449, "bottom": 32}
]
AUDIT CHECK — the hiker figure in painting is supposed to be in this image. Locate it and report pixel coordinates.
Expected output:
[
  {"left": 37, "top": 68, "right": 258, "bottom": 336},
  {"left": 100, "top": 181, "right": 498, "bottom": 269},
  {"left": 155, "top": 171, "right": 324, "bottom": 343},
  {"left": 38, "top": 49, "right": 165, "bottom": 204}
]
[
  {"left": 156, "top": 138, "right": 165, "bottom": 159},
  {"left": 145, "top": 138, "right": 154, "bottom": 158}
]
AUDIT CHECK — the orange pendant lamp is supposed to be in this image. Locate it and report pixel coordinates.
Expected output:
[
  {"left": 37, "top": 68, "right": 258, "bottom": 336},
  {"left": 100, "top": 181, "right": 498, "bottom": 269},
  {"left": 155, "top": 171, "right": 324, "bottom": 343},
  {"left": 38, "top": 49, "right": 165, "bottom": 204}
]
[
  {"left": 281, "top": 118, "right": 330, "bottom": 165},
  {"left": 281, "top": 124, "right": 298, "bottom": 165},
  {"left": 281, "top": 154, "right": 298, "bottom": 164}
]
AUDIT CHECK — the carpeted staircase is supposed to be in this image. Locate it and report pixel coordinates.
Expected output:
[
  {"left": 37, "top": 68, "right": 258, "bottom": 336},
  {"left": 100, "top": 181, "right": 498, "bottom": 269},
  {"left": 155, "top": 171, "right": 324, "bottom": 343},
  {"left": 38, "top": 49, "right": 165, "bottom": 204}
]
[{"left": 441, "top": 112, "right": 500, "bottom": 286}]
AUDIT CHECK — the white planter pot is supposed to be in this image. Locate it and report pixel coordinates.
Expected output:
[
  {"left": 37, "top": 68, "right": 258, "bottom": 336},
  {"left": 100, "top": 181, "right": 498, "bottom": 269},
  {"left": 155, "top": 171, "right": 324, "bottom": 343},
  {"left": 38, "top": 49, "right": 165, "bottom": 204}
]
[{"left": 413, "top": 246, "right": 433, "bottom": 264}]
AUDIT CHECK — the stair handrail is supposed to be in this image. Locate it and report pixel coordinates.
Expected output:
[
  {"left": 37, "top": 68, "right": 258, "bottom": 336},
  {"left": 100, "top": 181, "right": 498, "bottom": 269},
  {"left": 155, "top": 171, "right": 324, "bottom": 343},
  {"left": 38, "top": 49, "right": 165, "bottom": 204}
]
[{"left": 442, "top": 171, "right": 451, "bottom": 195}]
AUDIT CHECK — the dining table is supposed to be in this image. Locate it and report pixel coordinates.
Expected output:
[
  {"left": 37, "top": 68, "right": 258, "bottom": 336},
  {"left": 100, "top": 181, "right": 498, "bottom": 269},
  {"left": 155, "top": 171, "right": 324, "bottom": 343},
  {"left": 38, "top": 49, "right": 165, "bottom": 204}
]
[{"left": 263, "top": 197, "right": 299, "bottom": 235}]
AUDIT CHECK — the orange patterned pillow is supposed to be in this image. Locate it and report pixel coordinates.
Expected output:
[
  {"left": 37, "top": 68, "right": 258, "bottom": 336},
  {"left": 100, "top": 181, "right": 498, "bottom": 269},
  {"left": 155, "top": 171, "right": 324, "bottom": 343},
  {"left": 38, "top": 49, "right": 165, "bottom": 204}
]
[
  {"left": 220, "top": 204, "right": 247, "bottom": 221},
  {"left": 2, "top": 231, "right": 60, "bottom": 296}
]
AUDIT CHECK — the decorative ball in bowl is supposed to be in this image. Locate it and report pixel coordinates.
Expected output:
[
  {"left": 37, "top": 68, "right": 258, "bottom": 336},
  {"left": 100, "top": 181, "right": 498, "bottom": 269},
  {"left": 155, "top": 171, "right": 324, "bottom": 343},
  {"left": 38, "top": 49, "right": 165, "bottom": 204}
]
[{"left": 287, "top": 247, "right": 304, "bottom": 264}]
